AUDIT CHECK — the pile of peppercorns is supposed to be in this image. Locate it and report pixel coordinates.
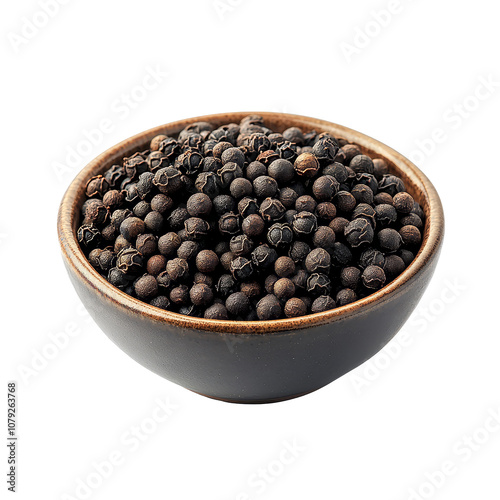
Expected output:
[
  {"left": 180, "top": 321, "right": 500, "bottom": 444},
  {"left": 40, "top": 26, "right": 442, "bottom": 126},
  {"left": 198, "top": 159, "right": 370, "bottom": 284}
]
[{"left": 77, "top": 115, "right": 424, "bottom": 321}]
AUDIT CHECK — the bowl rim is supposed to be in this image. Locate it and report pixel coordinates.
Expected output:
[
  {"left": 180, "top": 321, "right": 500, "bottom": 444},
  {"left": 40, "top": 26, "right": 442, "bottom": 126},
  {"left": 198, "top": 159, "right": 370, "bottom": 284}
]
[{"left": 57, "top": 111, "right": 444, "bottom": 334}]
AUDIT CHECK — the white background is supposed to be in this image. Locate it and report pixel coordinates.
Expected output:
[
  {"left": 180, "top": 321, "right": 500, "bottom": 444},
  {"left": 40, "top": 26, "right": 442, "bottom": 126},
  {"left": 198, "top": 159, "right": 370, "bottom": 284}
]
[{"left": 2, "top": 1, "right": 500, "bottom": 499}]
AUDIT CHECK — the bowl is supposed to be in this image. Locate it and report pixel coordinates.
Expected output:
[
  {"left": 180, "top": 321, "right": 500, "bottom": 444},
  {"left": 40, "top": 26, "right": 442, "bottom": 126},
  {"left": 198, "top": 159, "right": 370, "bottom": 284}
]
[{"left": 57, "top": 112, "right": 444, "bottom": 403}]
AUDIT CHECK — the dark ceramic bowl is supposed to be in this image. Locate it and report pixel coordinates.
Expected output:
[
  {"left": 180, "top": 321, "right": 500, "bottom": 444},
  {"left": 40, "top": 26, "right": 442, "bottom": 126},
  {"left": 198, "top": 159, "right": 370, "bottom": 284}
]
[{"left": 58, "top": 112, "right": 444, "bottom": 403}]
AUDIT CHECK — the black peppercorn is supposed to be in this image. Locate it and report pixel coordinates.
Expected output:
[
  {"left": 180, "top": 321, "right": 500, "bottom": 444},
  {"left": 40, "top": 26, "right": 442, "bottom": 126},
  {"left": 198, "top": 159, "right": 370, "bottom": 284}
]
[
  {"left": 274, "top": 256, "right": 295, "bottom": 278},
  {"left": 170, "top": 285, "right": 190, "bottom": 305},
  {"left": 375, "top": 204, "right": 397, "bottom": 227},
  {"left": 230, "top": 235, "right": 254, "bottom": 256},
  {"left": 153, "top": 167, "right": 182, "bottom": 195},
  {"left": 242, "top": 214, "right": 265, "bottom": 237},
  {"left": 329, "top": 217, "right": 350, "bottom": 236},
  {"left": 77, "top": 224, "right": 101, "bottom": 248},
  {"left": 189, "top": 283, "right": 213, "bottom": 306},
  {"left": 344, "top": 219, "right": 374, "bottom": 247},
  {"left": 336, "top": 288, "right": 357, "bottom": 306},
  {"left": 226, "top": 292, "right": 250, "bottom": 316},
  {"left": 399, "top": 225, "right": 422, "bottom": 246},
  {"left": 277, "top": 141, "right": 298, "bottom": 162},
  {"left": 108, "top": 267, "right": 130, "bottom": 289},
  {"left": 306, "top": 273, "right": 331, "bottom": 295},
  {"left": 398, "top": 249, "right": 415, "bottom": 267},
  {"left": 323, "top": 162, "right": 348, "bottom": 183},
  {"left": 219, "top": 212, "right": 240, "bottom": 235},
  {"left": 378, "top": 174, "right": 405, "bottom": 196},
  {"left": 349, "top": 155, "right": 374, "bottom": 174},
  {"left": 311, "top": 295, "right": 336, "bottom": 313},
  {"left": 359, "top": 248, "right": 385, "bottom": 269},
  {"left": 253, "top": 175, "right": 278, "bottom": 198},
  {"left": 284, "top": 298, "right": 307, "bottom": 318},
  {"left": 259, "top": 198, "right": 286, "bottom": 222},
  {"left": 312, "top": 226, "right": 336, "bottom": 249},
  {"left": 230, "top": 257, "right": 254, "bottom": 280},
  {"left": 230, "top": 178, "right": 253, "bottom": 199},
  {"left": 294, "top": 152, "right": 319, "bottom": 177},
  {"left": 184, "top": 217, "right": 210, "bottom": 240},
  {"left": 136, "top": 233, "right": 157, "bottom": 257},
  {"left": 295, "top": 195, "right": 317, "bottom": 213},
  {"left": 383, "top": 255, "right": 406, "bottom": 280},
  {"left": 256, "top": 294, "right": 282, "bottom": 320},
  {"left": 331, "top": 242, "right": 352, "bottom": 267},
  {"left": 351, "top": 184, "right": 374, "bottom": 205},
  {"left": 292, "top": 211, "right": 317, "bottom": 236},
  {"left": 158, "top": 232, "right": 181, "bottom": 257},
  {"left": 251, "top": 244, "right": 278, "bottom": 269},
  {"left": 352, "top": 203, "right": 376, "bottom": 227},
  {"left": 187, "top": 193, "right": 213, "bottom": 217},
  {"left": 240, "top": 281, "right": 261, "bottom": 299},
  {"left": 279, "top": 187, "right": 299, "bottom": 209},
  {"left": 312, "top": 137, "right": 339, "bottom": 164},
  {"left": 305, "top": 248, "right": 331, "bottom": 273},
  {"left": 340, "top": 266, "right": 361, "bottom": 290},
  {"left": 195, "top": 172, "right": 220, "bottom": 197},
  {"left": 204, "top": 303, "right": 229, "bottom": 319},
  {"left": 177, "top": 241, "right": 199, "bottom": 261},
  {"left": 377, "top": 228, "right": 403, "bottom": 253},
  {"left": 134, "top": 274, "right": 159, "bottom": 299},
  {"left": 144, "top": 211, "right": 164, "bottom": 233},
  {"left": 373, "top": 158, "right": 389, "bottom": 179},
  {"left": 213, "top": 195, "right": 236, "bottom": 216},
  {"left": 374, "top": 192, "right": 394, "bottom": 206},
  {"left": 335, "top": 191, "right": 356, "bottom": 213},
  {"left": 362, "top": 265, "right": 386, "bottom": 290},
  {"left": 288, "top": 241, "right": 311, "bottom": 263},
  {"left": 86, "top": 175, "right": 109, "bottom": 198},
  {"left": 216, "top": 274, "right": 237, "bottom": 297},
  {"left": 273, "top": 278, "right": 295, "bottom": 300},
  {"left": 175, "top": 149, "right": 204, "bottom": 175},
  {"left": 221, "top": 147, "right": 245, "bottom": 167},
  {"left": 393, "top": 192, "right": 415, "bottom": 214},
  {"left": 116, "top": 247, "right": 143, "bottom": 275},
  {"left": 166, "top": 258, "right": 189, "bottom": 281},
  {"left": 238, "top": 197, "right": 259, "bottom": 217},
  {"left": 267, "top": 223, "right": 293, "bottom": 247},
  {"left": 147, "top": 254, "right": 167, "bottom": 276},
  {"left": 246, "top": 161, "right": 267, "bottom": 181},
  {"left": 150, "top": 295, "right": 170, "bottom": 310},
  {"left": 268, "top": 159, "right": 295, "bottom": 184},
  {"left": 195, "top": 250, "right": 219, "bottom": 273},
  {"left": 312, "top": 175, "right": 339, "bottom": 201},
  {"left": 291, "top": 269, "right": 309, "bottom": 291}
]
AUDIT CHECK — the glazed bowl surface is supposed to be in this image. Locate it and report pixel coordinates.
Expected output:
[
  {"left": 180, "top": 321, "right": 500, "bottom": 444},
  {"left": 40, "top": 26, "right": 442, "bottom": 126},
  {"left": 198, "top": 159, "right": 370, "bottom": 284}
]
[{"left": 57, "top": 112, "right": 444, "bottom": 403}]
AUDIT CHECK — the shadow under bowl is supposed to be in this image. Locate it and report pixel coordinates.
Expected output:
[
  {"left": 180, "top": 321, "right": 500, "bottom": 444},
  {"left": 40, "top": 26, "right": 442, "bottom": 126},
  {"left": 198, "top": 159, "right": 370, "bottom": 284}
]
[{"left": 58, "top": 112, "right": 444, "bottom": 403}]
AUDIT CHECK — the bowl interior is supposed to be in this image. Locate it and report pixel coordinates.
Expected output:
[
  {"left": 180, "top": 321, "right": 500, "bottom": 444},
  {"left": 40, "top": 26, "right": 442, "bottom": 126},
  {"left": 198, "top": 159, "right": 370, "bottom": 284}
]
[{"left": 58, "top": 112, "right": 443, "bottom": 334}]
